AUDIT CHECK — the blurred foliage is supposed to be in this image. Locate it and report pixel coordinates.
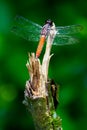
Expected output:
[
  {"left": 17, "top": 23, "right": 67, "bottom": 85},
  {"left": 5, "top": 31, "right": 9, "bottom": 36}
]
[{"left": 0, "top": 0, "right": 87, "bottom": 130}]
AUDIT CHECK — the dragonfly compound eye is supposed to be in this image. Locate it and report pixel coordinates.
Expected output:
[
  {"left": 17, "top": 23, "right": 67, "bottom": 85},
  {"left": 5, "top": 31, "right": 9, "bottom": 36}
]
[{"left": 45, "top": 19, "right": 53, "bottom": 26}]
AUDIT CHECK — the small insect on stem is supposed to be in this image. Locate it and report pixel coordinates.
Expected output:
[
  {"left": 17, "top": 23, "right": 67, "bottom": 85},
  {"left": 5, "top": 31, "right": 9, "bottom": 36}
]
[
  {"left": 36, "top": 19, "right": 53, "bottom": 58},
  {"left": 12, "top": 16, "right": 83, "bottom": 58}
]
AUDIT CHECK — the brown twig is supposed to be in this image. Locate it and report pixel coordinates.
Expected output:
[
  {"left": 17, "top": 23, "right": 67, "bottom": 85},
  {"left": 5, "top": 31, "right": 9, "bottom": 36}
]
[{"left": 23, "top": 23, "right": 62, "bottom": 130}]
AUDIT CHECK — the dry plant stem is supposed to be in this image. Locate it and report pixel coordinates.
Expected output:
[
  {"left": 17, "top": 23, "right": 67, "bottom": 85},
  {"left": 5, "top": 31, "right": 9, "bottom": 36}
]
[
  {"left": 42, "top": 23, "right": 57, "bottom": 82},
  {"left": 23, "top": 23, "right": 62, "bottom": 130}
]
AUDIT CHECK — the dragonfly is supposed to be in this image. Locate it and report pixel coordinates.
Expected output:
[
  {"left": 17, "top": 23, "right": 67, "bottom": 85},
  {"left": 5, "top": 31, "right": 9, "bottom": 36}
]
[{"left": 12, "top": 16, "right": 83, "bottom": 58}]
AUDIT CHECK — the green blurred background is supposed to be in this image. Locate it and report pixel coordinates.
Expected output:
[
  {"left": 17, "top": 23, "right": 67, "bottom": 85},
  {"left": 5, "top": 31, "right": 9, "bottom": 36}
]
[{"left": 0, "top": 0, "right": 87, "bottom": 130}]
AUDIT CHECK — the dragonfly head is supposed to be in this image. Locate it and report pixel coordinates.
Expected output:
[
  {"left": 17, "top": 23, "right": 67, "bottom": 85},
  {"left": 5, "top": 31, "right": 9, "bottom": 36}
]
[{"left": 45, "top": 19, "right": 53, "bottom": 27}]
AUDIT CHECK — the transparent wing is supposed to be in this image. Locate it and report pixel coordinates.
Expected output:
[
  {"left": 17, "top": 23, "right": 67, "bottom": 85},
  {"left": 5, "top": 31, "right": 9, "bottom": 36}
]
[
  {"left": 53, "top": 35, "right": 79, "bottom": 45},
  {"left": 56, "top": 25, "right": 83, "bottom": 35},
  {"left": 11, "top": 16, "right": 42, "bottom": 42}
]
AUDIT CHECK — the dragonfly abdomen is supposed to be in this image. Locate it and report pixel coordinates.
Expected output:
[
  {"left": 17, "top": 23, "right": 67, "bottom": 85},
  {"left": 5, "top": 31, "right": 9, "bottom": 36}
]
[{"left": 36, "top": 35, "right": 46, "bottom": 58}]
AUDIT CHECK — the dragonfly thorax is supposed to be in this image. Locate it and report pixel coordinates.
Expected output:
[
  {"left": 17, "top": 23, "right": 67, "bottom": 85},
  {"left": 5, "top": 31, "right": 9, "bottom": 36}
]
[{"left": 41, "top": 22, "right": 53, "bottom": 37}]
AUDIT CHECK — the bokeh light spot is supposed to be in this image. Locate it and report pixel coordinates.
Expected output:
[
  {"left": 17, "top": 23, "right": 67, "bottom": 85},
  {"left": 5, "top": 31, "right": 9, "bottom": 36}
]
[{"left": 0, "top": 85, "right": 18, "bottom": 102}]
